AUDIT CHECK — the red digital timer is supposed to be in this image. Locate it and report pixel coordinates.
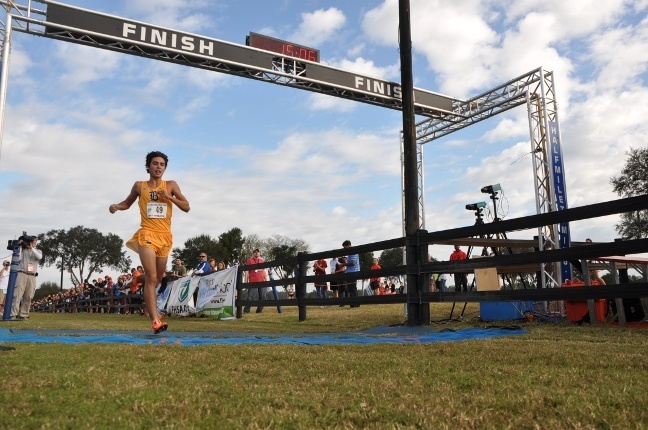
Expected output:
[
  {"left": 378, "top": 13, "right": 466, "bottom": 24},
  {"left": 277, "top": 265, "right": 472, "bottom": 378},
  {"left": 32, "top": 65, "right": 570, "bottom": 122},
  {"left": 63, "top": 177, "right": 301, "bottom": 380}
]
[{"left": 246, "top": 32, "right": 320, "bottom": 63}]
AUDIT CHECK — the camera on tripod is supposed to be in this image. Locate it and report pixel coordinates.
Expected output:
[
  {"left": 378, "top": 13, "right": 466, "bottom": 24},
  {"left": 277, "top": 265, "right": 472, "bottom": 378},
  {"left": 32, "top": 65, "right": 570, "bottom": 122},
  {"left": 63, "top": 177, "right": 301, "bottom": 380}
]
[
  {"left": 465, "top": 201, "right": 487, "bottom": 211},
  {"left": 480, "top": 183, "right": 502, "bottom": 194},
  {"left": 6, "top": 231, "right": 36, "bottom": 251}
]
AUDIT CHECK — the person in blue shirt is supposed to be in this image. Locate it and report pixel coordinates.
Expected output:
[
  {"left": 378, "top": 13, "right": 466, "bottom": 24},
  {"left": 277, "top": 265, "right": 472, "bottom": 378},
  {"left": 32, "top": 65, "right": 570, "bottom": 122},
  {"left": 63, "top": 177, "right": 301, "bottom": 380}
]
[
  {"left": 341, "top": 240, "right": 360, "bottom": 308},
  {"left": 193, "top": 251, "right": 210, "bottom": 275}
]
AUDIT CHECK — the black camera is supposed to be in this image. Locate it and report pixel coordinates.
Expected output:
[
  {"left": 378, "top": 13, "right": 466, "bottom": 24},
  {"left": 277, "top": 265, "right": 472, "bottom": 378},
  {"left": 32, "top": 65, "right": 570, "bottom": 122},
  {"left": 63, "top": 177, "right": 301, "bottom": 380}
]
[
  {"left": 465, "top": 202, "right": 486, "bottom": 211},
  {"left": 480, "top": 183, "right": 502, "bottom": 194},
  {"left": 6, "top": 232, "right": 35, "bottom": 250},
  {"left": 20, "top": 234, "right": 35, "bottom": 244}
]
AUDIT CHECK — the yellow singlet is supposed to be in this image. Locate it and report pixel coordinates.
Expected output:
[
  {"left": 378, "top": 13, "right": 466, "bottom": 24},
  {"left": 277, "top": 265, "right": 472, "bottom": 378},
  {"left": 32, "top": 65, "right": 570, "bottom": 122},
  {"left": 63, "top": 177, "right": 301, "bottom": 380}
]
[
  {"left": 126, "top": 180, "right": 173, "bottom": 257},
  {"left": 138, "top": 180, "right": 173, "bottom": 231}
]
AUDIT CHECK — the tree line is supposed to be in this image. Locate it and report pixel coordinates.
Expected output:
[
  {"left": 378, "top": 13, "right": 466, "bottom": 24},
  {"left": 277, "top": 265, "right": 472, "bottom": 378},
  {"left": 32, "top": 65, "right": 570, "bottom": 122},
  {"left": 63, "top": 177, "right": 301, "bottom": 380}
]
[{"left": 35, "top": 224, "right": 407, "bottom": 291}]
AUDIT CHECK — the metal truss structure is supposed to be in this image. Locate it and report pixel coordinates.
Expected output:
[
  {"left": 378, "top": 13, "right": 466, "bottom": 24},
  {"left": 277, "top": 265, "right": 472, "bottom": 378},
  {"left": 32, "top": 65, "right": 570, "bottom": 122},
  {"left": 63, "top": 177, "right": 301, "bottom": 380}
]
[
  {"left": 401, "top": 136, "right": 425, "bottom": 232},
  {"left": 0, "top": 0, "right": 458, "bottom": 120},
  {"left": 411, "top": 68, "right": 565, "bottom": 289}
]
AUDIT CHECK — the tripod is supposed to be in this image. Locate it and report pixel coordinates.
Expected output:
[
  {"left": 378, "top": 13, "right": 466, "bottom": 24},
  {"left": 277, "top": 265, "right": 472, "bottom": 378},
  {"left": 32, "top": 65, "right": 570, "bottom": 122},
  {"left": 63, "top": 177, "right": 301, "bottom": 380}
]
[
  {"left": 448, "top": 208, "right": 483, "bottom": 321},
  {"left": 483, "top": 190, "right": 531, "bottom": 290}
]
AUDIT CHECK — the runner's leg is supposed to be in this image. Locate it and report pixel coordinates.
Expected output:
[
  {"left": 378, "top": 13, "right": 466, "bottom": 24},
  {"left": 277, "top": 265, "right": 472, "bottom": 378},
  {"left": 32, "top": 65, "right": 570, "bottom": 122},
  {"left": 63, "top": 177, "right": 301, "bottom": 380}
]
[{"left": 139, "top": 246, "right": 161, "bottom": 322}]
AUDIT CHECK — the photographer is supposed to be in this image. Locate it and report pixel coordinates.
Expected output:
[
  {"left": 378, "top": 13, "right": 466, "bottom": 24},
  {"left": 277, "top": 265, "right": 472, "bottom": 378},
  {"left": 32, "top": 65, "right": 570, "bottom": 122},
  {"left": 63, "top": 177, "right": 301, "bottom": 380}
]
[{"left": 10, "top": 235, "right": 42, "bottom": 320}]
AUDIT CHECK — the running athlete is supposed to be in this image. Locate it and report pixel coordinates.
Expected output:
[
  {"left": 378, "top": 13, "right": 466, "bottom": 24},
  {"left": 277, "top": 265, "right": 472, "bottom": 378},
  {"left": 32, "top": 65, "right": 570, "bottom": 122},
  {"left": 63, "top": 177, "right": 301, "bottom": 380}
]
[{"left": 109, "top": 151, "right": 190, "bottom": 333}]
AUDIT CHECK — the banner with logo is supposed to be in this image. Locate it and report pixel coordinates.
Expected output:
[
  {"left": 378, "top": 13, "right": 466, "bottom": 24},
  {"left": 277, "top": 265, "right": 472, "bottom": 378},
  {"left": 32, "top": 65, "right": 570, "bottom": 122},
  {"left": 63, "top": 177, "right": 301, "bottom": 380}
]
[
  {"left": 165, "top": 275, "right": 199, "bottom": 317},
  {"left": 156, "top": 282, "right": 172, "bottom": 315},
  {"left": 195, "top": 266, "right": 237, "bottom": 320}
]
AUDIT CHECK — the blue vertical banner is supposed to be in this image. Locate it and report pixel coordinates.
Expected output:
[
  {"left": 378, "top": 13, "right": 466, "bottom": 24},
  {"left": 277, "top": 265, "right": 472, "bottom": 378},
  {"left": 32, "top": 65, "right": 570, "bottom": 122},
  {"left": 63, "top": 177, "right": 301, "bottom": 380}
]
[{"left": 548, "top": 120, "right": 572, "bottom": 283}]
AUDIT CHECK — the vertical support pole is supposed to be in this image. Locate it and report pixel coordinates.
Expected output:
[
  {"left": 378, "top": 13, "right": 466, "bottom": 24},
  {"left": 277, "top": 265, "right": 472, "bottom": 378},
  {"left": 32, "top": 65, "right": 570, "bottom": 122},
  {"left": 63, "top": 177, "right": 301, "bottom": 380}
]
[
  {"left": 2, "top": 243, "right": 20, "bottom": 320},
  {"left": 533, "top": 235, "right": 547, "bottom": 313},
  {"left": 418, "top": 230, "right": 430, "bottom": 324},
  {"left": 297, "top": 252, "right": 307, "bottom": 322},
  {"left": 618, "top": 263, "right": 631, "bottom": 327},
  {"left": 643, "top": 264, "right": 648, "bottom": 318},
  {"left": 610, "top": 262, "right": 626, "bottom": 327},
  {"left": 582, "top": 260, "right": 598, "bottom": 324},
  {"left": 60, "top": 257, "right": 64, "bottom": 291},
  {"left": 0, "top": 14, "right": 13, "bottom": 150},
  {"left": 235, "top": 265, "right": 244, "bottom": 319},
  {"left": 398, "top": 0, "right": 423, "bottom": 326},
  {"left": 526, "top": 90, "right": 550, "bottom": 290},
  {"left": 614, "top": 238, "right": 629, "bottom": 326}
]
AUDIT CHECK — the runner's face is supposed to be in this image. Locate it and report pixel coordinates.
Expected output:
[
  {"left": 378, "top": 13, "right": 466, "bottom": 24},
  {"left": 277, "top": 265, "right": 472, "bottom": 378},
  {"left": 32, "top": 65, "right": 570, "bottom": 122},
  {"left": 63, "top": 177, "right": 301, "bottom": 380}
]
[{"left": 149, "top": 157, "right": 166, "bottom": 177}]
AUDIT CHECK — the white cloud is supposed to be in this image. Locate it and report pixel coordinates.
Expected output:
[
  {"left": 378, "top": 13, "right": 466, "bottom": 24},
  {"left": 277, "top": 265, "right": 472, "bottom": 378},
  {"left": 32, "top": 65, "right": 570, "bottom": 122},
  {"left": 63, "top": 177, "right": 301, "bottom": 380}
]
[
  {"left": 363, "top": 0, "right": 500, "bottom": 97},
  {"left": 54, "top": 43, "right": 123, "bottom": 89},
  {"left": 332, "top": 206, "right": 347, "bottom": 216},
  {"left": 175, "top": 95, "right": 211, "bottom": 123},
  {"left": 184, "top": 66, "right": 233, "bottom": 91},
  {"left": 483, "top": 114, "right": 529, "bottom": 142},
  {"left": 332, "top": 57, "right": 400, "bottom": 81},
  {"left": 291, "top": 8, "right": 346, "bottom": 47},
  {"left": 504, "top": 0, "right": 629, "bottom": 37},
  {"left": 306, "top": 93, "right": 357, "bottom": 112},
  {"left": 124, "top": 0, "right": 215, "bottom": 33},
  {"left": 587, "top": 17, "right": 648, "bottom": 90},
  {"left": 7, "top": 45, "right": 32, "bottom": 78}
]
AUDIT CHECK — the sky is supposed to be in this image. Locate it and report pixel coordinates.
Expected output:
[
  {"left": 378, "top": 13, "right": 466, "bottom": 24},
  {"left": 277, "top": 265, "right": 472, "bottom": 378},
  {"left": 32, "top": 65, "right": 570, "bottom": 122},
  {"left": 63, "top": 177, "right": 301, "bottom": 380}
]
[{"left": 0, "top": 0, "right": 646, "bottom": 288}]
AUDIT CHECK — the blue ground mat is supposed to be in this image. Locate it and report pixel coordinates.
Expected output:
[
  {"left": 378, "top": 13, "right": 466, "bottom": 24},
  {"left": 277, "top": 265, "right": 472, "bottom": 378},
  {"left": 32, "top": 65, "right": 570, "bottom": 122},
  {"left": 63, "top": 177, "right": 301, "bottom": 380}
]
[{"left": 0, "top": 325, "right": 527, "bottom": 346}]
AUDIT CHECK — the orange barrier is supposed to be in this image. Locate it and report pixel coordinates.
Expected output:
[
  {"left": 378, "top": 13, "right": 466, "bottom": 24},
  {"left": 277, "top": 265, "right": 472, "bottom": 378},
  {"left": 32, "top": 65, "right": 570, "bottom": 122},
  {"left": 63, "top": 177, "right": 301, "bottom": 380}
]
[{"left": 562, "top": 280, "right": 607, "bottom": 322}]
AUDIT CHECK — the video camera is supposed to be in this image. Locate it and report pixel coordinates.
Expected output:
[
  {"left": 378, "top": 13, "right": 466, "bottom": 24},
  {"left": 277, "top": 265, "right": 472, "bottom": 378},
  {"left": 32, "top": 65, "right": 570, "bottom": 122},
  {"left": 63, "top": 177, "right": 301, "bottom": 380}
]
[
  {"left": 480, "top": 183, "right": 502, "bottom": 194},
  {"left": 6, "top": 231, "right": 36, "bottom": 251},
  {"left": 465, "top": 202, "right": 487, "bottom": 211}
]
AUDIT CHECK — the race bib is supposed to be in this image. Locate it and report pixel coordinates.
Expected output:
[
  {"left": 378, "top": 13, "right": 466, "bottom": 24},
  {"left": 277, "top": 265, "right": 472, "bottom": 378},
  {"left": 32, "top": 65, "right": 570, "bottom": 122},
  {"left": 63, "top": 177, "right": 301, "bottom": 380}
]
[
  {"left": 27, "top": 263, "right": 34, "bottom": 272},
  {"left": 147, "top": 203, "right": 168, "bottom": 219}
]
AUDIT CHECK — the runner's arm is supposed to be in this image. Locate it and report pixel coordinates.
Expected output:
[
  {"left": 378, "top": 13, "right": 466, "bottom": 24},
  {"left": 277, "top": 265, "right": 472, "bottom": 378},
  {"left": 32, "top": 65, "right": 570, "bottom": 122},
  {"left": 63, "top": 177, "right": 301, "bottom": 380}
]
[
  {"left": 161, "top": 180, "right": 190, "bottom": 213},
  {"left": 109, "top": 182, "right": 140, "bottom": 213}
]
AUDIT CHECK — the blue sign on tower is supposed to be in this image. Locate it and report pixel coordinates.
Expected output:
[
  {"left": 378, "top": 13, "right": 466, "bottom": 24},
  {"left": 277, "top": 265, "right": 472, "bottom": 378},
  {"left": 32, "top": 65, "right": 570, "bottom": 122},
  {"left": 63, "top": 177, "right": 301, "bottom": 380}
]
[{"left": 548, "top": 120, "right": 572, "bottom": 283}]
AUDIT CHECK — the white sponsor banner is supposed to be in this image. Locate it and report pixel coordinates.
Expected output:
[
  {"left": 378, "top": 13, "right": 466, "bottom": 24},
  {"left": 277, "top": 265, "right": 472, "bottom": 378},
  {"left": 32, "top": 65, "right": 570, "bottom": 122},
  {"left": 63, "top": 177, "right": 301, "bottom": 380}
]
[
  {"left": 195, "top": 266, "right": 237, "bottom": 320},
  {"left": 165, "top": 275, "right": 199, "bottom": 317},
  {"left": 156, "top": 282, "right": 172, "bottom": 315},
  {"left": 363, "top": 280, "right": 373, "bottom": 296}
]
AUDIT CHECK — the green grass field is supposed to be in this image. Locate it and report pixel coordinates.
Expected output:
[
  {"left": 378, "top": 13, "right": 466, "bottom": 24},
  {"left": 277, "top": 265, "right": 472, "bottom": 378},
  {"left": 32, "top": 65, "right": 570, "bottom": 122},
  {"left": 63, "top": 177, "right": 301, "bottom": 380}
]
[{"left": 1, "top": 304, "right": 647, "bottom": 429}]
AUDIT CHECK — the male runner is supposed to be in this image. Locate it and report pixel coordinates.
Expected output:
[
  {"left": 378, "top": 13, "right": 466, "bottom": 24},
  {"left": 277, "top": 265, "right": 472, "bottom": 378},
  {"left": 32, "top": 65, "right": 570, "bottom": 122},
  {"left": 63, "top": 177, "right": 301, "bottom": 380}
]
[{"left": 109, "top": 151, "right": 190, "bottom": 333}]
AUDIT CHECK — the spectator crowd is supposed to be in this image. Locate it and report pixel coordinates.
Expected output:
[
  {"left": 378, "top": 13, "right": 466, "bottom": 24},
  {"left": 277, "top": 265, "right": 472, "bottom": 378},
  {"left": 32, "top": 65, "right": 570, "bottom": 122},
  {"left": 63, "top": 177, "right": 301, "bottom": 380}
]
[{"left": 30, "top": 256, "right": 230, "bottom": 314}]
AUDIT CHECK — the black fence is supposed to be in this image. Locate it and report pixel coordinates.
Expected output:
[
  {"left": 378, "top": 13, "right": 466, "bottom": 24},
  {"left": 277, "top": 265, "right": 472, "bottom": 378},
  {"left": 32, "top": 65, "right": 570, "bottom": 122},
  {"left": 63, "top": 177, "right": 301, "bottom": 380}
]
[
  {"left": 31, "top": 195, "right": 648, "bottom": 325},
  {"left": 237, "top": 195, "right": 648, "bottom": 325}
]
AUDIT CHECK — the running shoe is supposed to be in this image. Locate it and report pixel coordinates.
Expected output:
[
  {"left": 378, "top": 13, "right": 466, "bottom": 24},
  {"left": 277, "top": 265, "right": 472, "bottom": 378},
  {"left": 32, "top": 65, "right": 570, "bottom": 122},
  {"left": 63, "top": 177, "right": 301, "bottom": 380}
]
[{"left": 152, "top": 319, "right": 168, "bottom": 334}]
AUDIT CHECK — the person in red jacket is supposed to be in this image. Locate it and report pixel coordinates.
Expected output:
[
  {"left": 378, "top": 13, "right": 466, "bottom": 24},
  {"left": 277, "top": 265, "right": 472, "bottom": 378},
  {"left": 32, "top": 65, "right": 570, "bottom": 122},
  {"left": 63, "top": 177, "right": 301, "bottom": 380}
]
[
  {"left": 449, "top": 245, "right": 468, "bottom": 292},
  {"left": 244, "top": 248, "right": 268, "bottom": 314},
  {"left": 313, "top": 259, "right": 328, "bottom": 302},
  {"left": 369, "top": 258, "right": 381, "bottom": 295}
]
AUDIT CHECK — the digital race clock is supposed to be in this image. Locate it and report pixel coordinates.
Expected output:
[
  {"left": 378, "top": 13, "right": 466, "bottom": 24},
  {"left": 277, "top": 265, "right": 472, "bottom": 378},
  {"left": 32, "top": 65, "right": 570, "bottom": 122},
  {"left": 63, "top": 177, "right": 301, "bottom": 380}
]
[{"left": 246, "top": 32, "right": 320, "bottom": 63}]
